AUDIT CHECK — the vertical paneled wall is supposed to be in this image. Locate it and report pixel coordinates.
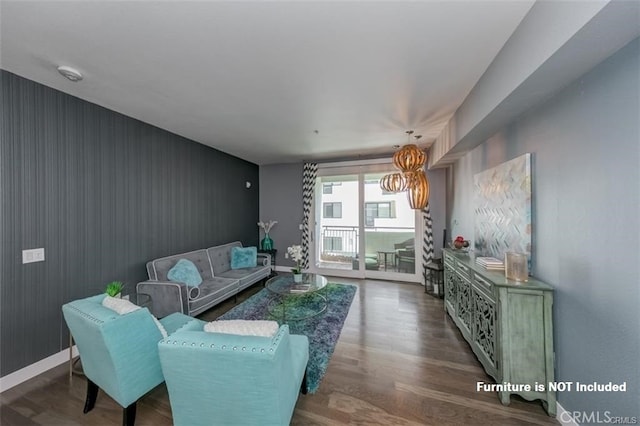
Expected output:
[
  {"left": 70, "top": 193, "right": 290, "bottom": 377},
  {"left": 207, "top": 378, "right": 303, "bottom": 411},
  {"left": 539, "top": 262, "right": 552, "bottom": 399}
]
[{"left": 0, "top": 70, "right": 259, "bottom": 376}]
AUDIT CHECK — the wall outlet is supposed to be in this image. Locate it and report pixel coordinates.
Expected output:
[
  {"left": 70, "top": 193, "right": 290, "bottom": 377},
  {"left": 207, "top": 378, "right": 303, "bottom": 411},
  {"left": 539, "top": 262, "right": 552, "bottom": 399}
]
[{"left": 22, "top": 248, "right": 45, "bottom": 264}]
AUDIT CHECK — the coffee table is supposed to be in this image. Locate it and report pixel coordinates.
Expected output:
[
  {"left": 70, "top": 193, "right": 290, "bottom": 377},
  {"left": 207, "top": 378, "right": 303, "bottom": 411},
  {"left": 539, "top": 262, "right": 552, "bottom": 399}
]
[{"left": 266, "top": 273, "right": 328, "bottom": 322}]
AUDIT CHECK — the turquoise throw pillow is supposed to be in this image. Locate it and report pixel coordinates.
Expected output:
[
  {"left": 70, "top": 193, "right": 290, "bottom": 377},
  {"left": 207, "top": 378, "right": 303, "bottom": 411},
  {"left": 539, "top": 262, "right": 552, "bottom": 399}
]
[
  {"left": 231, "top": 246, "right": 257, "bottom": 269},
  {"left": 167, "top": 259, "right": 203, "bottom": 287}
]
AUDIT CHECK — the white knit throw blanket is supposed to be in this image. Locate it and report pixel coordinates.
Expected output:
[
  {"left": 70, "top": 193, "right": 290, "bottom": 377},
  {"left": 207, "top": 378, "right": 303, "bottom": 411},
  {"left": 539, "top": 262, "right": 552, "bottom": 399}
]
[
  {"left": 204, "top": 320, "right": 278, "bottom": 337},
  {"left": 102, "top": 295, "right": 168, "bottom": 338}
]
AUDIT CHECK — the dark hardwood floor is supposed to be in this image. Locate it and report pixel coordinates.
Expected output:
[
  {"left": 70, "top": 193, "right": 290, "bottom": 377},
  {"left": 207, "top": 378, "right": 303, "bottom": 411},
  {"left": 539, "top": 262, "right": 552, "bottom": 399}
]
[{"left": 0, "top": 278, "right": 557, "bottom": 425}]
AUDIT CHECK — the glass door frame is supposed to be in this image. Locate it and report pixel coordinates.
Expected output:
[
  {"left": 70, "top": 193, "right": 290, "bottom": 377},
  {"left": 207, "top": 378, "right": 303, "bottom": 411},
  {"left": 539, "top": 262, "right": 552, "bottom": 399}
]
[{"left": 307, "top": 159, "right": 423, "bottom": 283}]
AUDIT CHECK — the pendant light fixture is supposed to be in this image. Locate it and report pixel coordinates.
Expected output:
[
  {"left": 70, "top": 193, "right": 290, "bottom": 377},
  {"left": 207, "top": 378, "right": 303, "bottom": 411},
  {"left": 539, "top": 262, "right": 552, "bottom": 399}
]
[
  {"left": 380, "top": 172, "right": 408, "bottom": 192},
  {"left": 406, "top": 170, "right": 430, "bottom": 209},
  {"left": 392, "top": 131, "right": 426, "bottom": 172},
  {"left": 380, "top": 131, "right": 430, "bottom": 210}
]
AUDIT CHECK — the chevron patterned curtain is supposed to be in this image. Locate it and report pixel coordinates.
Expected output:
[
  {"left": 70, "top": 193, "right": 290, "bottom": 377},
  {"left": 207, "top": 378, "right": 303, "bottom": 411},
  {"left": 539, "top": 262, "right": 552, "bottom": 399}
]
[
  {"left": 301, "top": 162, "right": 318, "bottom": 270},
  {"left": 422, "top": 203, "right": 434, "bottom": 283}
]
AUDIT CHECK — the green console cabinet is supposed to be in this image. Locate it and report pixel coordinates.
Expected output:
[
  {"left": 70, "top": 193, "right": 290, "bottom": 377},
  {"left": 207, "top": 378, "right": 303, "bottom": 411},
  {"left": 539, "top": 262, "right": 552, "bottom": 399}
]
[{"left": 443, "top": 249, "right": 556, "bottom": 416}]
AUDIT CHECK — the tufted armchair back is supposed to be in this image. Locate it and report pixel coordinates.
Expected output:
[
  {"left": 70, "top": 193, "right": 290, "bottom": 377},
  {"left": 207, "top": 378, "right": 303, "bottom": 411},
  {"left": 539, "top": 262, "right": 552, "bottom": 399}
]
[
  {"left": 158, "top": 324, "right": 309, "bottom": 426},
  {"left": 62, "top": 294, "right": 198, "bottom": 425}
]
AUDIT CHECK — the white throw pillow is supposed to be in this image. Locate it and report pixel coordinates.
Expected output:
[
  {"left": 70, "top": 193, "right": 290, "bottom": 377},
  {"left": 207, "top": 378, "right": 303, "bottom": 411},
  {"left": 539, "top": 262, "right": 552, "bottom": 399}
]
[
  {"left": 102, "top": 295, "right": 168, "bottom": 338},
  {"left": 102, "top": 295, "right": 139, "bottom": 314},
  {"left": 204, "top": 320, "right": 279, "bottom": 337}
]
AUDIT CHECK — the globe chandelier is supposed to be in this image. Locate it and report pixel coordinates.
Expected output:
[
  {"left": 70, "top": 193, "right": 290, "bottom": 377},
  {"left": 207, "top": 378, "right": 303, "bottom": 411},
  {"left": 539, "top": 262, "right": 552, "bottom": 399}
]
[{"left": 380, "top": 131, "right": 430, "bottom": 210}]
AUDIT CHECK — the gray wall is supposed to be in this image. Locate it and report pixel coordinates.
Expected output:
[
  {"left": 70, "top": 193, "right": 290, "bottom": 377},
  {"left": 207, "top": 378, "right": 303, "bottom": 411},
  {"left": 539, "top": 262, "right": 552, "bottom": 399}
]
[
  {"left": 1, "top": 70, "right": 259, "bottom": 376},
  {"left": 426, "top": 168, "right": 447, "bottom": 258},
  {"left": 258, "top": 163, "right": 304, "bottom": 269},
  {"left": 448, "top": 39, "right": 639, "bottom": 416}
]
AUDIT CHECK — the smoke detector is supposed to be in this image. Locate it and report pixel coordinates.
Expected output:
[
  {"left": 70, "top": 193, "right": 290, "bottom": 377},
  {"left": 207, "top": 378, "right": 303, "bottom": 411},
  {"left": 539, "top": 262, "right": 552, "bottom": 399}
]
[{"left": 57, "top": 65, "right": 83, "bottom": 82}]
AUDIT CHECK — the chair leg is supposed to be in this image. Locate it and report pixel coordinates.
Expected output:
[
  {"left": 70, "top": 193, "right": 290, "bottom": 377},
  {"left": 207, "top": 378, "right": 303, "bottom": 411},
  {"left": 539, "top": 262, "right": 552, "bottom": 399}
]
[
  {"left": 83, "top": 379, "right": 99, "bottom": 413},
  {"left": 123, "top": 402, "right": 136, "bottom": 426},
  {"left": 300, "top": 370, "right": 308, "bottom": 395}
]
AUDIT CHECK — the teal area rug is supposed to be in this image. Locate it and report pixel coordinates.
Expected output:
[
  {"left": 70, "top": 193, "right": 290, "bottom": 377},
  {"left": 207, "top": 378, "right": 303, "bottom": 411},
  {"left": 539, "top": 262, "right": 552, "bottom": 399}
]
[{"left": 218, "top": 283, "right": 357, "bottom": 393}]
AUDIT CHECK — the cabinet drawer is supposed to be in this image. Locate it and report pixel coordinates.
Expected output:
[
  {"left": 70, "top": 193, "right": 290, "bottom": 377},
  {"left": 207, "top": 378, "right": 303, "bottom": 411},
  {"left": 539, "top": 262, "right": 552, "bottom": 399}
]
[
  {"left": 456, "top": 261, "right": 470, "bottom": 275},
  {"left": 473, "top": 273, "right": 495, "bottom": 301},
  {"left": 444, "top": 254, "right": 455, "bottom": 267}
]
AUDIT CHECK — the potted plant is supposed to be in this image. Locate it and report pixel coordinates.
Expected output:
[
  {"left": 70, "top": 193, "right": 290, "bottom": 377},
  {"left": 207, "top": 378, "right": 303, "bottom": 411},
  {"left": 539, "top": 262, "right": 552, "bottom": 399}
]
[
  {"left": 285, "top": 244, "right": 303, "bottom": 282},
  {"left": 105, "top": 281, "right": 124, "bottom": 298}
]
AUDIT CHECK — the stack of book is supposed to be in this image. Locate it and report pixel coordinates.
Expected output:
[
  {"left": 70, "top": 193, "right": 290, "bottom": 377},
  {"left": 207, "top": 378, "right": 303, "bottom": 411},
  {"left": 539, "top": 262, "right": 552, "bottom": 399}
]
[
  {"left": 290, "top": 284, "right": 311, "bottom": 293},
  {"left": 475, "top": 257, "right": 505, "bottom": 270}
]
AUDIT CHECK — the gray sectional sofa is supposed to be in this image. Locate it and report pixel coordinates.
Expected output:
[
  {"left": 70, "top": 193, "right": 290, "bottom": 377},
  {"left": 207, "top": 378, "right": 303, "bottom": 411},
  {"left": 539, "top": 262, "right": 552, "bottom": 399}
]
[{"left": 136, "top": 242, "right": 271, "bottom": 318}]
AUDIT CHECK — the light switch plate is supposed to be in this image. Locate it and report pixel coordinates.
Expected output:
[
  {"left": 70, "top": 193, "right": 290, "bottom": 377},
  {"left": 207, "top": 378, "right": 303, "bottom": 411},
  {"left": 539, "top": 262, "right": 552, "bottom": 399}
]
[{"left": 22, "top": 248, "right": 45, "bottom": 264}]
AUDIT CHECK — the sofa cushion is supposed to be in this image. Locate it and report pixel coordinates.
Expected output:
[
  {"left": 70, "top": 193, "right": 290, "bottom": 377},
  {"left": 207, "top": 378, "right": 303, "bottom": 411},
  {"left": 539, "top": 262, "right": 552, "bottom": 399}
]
[
  {"left": 204, "top": 320, "right": 279, "bottom": 337},
  {"left": 230, "top": 246, "right": 257, "bottom": 269},
  {"left": 217, "top": 265, "right": 271, "bottom": 291},
  {"left": 148, "top": 249, "right": 214, "bottom": 281},
  {"left": 168, "top": 259, "right": 203, "bottom": 287},
  {"left": 187, "top": 277, "right": 240, "bottom": 315}
]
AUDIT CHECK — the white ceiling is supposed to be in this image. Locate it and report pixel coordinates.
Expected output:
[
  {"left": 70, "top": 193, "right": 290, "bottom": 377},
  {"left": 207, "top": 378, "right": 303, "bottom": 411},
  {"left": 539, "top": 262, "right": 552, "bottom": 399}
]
[{"left": 1, "top": 1, "right": 536, "bottom": 165}]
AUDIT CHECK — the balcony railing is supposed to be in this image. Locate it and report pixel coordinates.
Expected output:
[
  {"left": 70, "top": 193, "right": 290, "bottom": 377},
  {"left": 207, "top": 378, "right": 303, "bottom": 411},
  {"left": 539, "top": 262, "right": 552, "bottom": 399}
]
[
  {"left": 319, "top": 225, "right": 414, "bottom": 260},
  {"left": 320, "top": 226, "right": 358, "bottom": 258}
]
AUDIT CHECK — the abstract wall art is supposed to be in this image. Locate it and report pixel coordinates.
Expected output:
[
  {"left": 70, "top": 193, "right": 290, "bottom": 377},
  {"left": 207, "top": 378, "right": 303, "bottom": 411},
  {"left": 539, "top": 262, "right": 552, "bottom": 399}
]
[{"left": 474, "top": 153, "right": 532, "bottom": 266}]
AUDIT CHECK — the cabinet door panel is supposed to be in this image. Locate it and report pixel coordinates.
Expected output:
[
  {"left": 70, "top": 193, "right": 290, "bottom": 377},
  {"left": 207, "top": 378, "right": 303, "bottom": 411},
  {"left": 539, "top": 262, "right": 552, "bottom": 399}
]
[
  {"left": 456, "top": 274, "right": 472, "bottom": 336},
  {"left": 503, "top": 290, "right": 546, "bottom": 385},
  {"left": 444, "top": 269, "right": 456, "bottom": 314},
  {"left": 472, "top": 287, "right": 498, "bottom": 376}
]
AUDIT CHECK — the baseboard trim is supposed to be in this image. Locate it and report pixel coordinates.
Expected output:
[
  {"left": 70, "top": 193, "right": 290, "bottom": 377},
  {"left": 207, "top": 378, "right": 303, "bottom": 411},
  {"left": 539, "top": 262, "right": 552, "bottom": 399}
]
[
  {"left": 556, "top": 402, "right": 579, "bottom": 426},
  {"left": 0, "top": 345, "right": 78, "bottom": 393}
]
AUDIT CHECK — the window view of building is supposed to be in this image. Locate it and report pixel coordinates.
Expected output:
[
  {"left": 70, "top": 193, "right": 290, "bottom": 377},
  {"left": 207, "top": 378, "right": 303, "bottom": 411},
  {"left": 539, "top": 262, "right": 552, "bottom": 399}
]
[
  {"left": 323, "top": 202, "right": 342, "bottom": 218},
  {"left": 322, "top": 182, "right": 342, "bottom": 194},
  {"left": 364, "top": 201, "right": 395, "bottom": 226}
]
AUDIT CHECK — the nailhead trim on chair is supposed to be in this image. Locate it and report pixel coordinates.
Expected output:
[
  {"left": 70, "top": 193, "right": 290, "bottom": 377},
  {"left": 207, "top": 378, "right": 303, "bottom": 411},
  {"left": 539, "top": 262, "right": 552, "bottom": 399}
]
[
  {"left": 161, "top": 325, "right": 287, "bottom": 354},
  {"left": 67, "top": 305, "right": 106, "bottom": 324},
  {"left": 163, "top": 340, "right": 274, "bottom": 353}
]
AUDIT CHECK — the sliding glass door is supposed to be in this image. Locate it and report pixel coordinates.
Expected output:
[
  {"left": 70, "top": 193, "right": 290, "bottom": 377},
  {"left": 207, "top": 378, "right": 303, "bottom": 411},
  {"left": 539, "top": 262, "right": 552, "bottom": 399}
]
[
  {"left": 363, "top": 172, "right": 418, "bottom": 278},
  {"left": 309, "top": 162, "right": 421, "bottom": 282},
  {"left": 314, "top": 174, "right": 359, "bottom": 272}
]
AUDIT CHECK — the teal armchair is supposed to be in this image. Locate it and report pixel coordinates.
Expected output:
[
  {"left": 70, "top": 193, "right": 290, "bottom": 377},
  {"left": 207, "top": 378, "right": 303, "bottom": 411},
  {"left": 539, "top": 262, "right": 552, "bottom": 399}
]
[
  {"left": 62, "top": 294, "right": 198, "bottom": 426},
  {"left": 158, "top": 324, "right": 309, "bottom": 426}
]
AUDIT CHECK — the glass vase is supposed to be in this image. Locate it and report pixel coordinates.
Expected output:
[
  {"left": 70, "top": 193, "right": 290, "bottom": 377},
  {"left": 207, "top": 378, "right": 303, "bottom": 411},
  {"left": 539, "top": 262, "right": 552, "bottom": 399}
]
[
  {"left": 261, "top": 233, "right": 274, "bottom": 251},
  {"left": 505, "top": 252, "right": 528, "bottom": 281}
]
